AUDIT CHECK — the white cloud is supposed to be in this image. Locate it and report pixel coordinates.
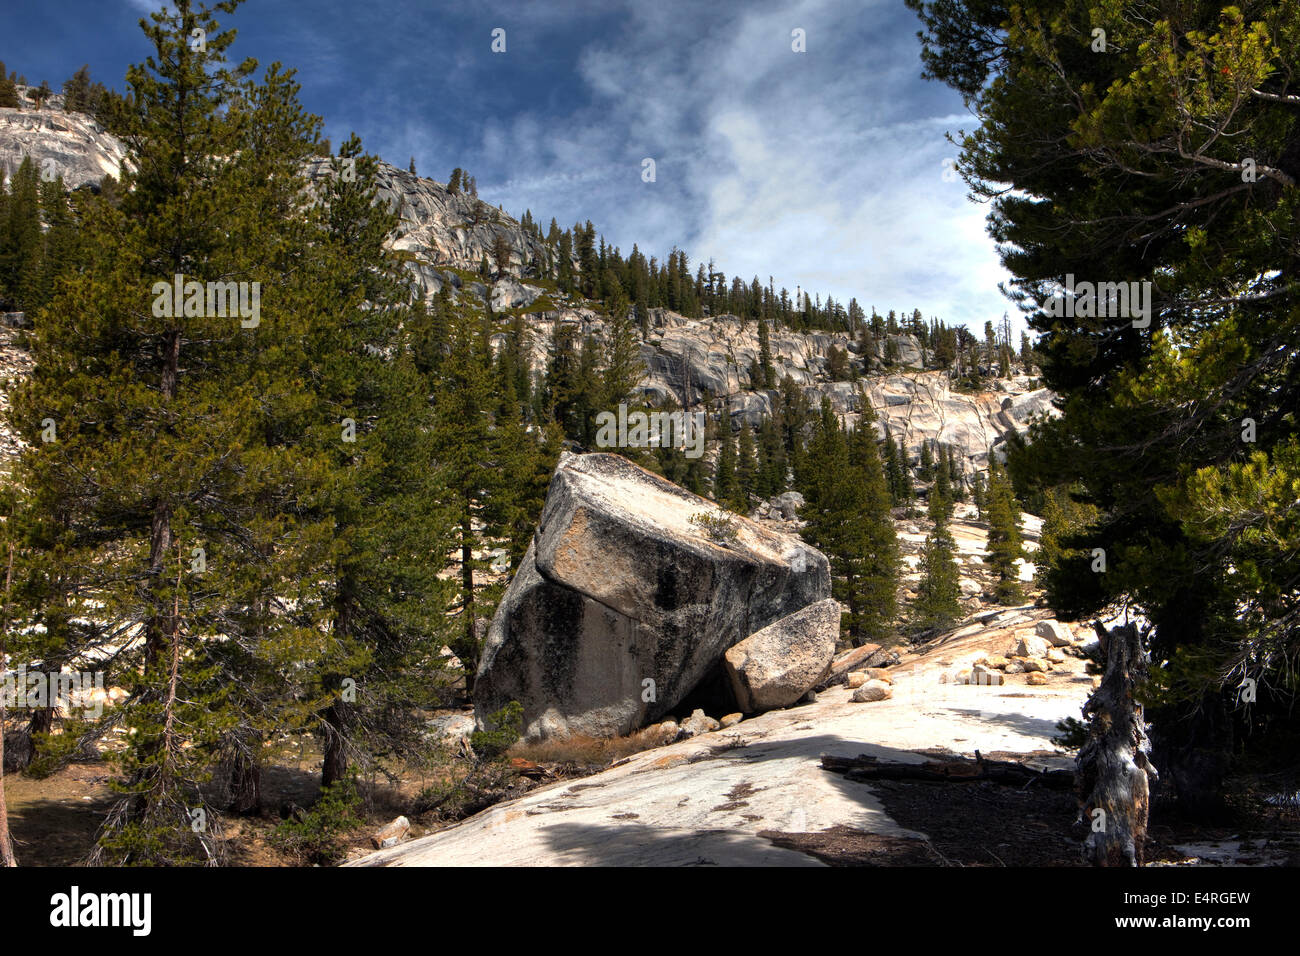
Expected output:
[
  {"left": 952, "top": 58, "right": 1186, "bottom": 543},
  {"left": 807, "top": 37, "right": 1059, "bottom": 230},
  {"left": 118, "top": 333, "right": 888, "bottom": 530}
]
[{"left": 472, "top": 0, "right": 1015, "bottom": 333}]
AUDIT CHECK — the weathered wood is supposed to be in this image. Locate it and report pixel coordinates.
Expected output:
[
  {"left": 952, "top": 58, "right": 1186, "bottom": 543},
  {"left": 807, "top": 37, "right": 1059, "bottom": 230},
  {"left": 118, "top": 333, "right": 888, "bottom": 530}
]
[
  {"left": 1075, "top": 621, "right": 1158, "bottom": 866},
  {"left": 822, "top": 751, "right": 1074, "bottom": 790}
]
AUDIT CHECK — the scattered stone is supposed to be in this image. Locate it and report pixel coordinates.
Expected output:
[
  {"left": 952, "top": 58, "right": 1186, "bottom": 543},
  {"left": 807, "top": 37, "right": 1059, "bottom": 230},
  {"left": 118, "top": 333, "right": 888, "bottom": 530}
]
[
  {"left": 1004, "top": 662, "right": 1025, "bottom": 674},
  {"left": 1047, "top": 648, "right": 1068, "bottom": 664},
  {"left": 1026, "top": 672, "right": 1049, "bottom": 686},
  {"left": 654, "top": 719, "right": 680, "bottom": 742},
  {"left": 851, "top": 679, "right": 893, "bottom": 703},
  {"left": 847, "top": 672, "right": 868, "bottom": 689},
  {"left": 720, "top": 713, "right": 743, "bottom": 729},
  {"left": 970, "top": 664, "right": 1004, "bottom": 686},
  {"left": 864, "top": 668, "right": 893, "bottom": 684},
  {"left": 983, "top": 654, "right": 1010, "bottom": 670},
  {"left": 827, "top": 642, "right": 883, "bottom": 680},
  {"left": 1013, "top": 634, "right": 1050, "bottom": 658},
  {"left": 678, "top": 709, "right": 721, "bottom": 738},
  {"left": 1035, "top": 620, "right": 1075, "bottom": 647},
  {"left": 1022, "top": 657, "right": 1049, "bottom": 673},
  {"left": 371, "top": 816, "right": 411, "bottom": 850}
]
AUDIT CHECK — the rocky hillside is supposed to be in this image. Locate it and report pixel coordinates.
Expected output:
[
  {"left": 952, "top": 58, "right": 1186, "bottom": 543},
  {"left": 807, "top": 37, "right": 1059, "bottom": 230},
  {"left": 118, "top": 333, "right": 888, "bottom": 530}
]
[
  {"left": 0, "top": 100, "right": 1055, "bottom": 477},
  {"left": 0, "top": 99, "right": 129, "bottom": 190}
]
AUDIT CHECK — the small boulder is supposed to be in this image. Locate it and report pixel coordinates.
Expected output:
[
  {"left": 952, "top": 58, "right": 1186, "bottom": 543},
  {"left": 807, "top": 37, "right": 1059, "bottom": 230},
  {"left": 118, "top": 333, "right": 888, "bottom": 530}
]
[
  {"left": 970, "top": 664, "right": 1004, "bottom": 686},
  {"left": 851, "top": 679, "right": 893, "bottom": 703},
  {"left": 651, "top": 719, "right": 679, "bottom": 743},
  {"left": 1047, "top": 648, "right": 1068, "bottom": 664},
  {"left": 720, "top": 713, "right": 743, "bottom": 729},
  {"left": 847, "top": 672, "right": 868, "bottom": 689},
  {"left": 1022, "top": 657, "right": 1050, "bottom": 673},
  {"left": 1004, "top": 662, "right": 1025, "bottom": 674},
  {"left": 678, "top": 709, "right": 720, "bottom": 738},
  {"left": 371, "top": 816, "right": 411, "bottom": 850},
  {"left": 1013, "top": 634, "right": 1050, "bottom": 658},
  {"left": 983, "top": 654, "right": 1010, "bottom": 670},
  {"left": 1026, "top": 672, "right": 1048, "bottom": 686},
  {"left": 1035, "top": 620, "right": 1075, "bottom": 647},
  {"left": 864, "top": 668, "right": 894, "bottom": 684}
]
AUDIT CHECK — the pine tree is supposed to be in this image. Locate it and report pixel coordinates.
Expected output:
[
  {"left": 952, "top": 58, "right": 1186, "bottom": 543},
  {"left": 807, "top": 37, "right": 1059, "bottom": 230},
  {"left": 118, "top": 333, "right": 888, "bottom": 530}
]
[
  {"left": 983, "top": 458, "right": 1025, "bottom": 605},
  {"left": 802, "top": 399, "right": 898, "bottom": 645},
  {"left": 7, "top": 0, "right": 322, "bottom": 862},
  {"left": 755, "top": 415, "right": 786, "bottom": 497},
  {"left": 714, "top": 411, "right": 742, "bottom": 512},
  {"left": 287, "top": 134, "right": 459, "bottom": 792},
  {"left": 912, "top": 499, "right": 962, "bottom": 632},
  {"left": 62, "top": 65, "right": 94, "bottom": 113},
  {"left": 0, "top": 64, "right": 18, "bottom": 109},
  {"left": 735, "top": 422, "right": 758, "bottom": 509},
  {"left": 757, "top": 317, "right": 775, "bottom": 388}
]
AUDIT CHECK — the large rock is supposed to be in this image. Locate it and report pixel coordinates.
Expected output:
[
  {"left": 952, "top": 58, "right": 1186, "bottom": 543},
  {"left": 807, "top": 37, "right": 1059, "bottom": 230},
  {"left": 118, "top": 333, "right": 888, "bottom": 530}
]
[
  {"left": 490, "top": 277, "right": 543, "bottom": 312},
  {"left": 1013, "top": 634, "right": 1050, "bottom": 658},
  {"left": 723, "top": 598, "right": 839, "bottom": 712},
  {"left": 474, "top": 453, "right": 831, "bottom": 741},
  {"left": 1035, "top": 619, "right": 1074, "bottom": 647}
]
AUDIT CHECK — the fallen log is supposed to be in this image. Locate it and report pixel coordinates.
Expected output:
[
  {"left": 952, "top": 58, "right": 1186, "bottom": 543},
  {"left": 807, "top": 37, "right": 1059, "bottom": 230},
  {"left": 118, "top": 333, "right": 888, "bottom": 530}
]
[{"left": 821, "top": 751, "right": 1074, "bottom": 791}]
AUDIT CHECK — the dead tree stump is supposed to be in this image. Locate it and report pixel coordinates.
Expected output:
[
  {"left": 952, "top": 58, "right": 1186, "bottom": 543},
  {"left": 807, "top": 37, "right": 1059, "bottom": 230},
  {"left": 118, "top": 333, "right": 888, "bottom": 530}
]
[{"left": 1075, "top": 620, "right": 1158, "bottom": 866}]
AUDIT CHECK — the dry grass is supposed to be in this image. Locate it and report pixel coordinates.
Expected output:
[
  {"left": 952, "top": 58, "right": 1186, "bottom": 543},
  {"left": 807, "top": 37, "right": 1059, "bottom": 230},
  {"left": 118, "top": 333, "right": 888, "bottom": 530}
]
[{"left": 508, "top": 727, "right": 668, "bottom": 769}]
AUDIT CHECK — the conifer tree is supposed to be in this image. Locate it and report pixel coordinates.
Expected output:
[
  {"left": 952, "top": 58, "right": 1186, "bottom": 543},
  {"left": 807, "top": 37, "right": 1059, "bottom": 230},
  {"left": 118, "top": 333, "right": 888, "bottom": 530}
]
[
  {"left": 983, "top": 458, "right": 1025, "bottom": 605},
  {"left": 7, "top": 0, "right": 315, "bottom": 862},
  {"left": 912, "top": 499, "right": 962, "bottom": 633},
  {"left": 802, "top": 399, "right": 898, "bottom": 644},
  {"left": 713, "top": 411, "right": 739, "bottom": 511},
  {"left": 735, "top": 422, "right": 758, "bottom": 508}
]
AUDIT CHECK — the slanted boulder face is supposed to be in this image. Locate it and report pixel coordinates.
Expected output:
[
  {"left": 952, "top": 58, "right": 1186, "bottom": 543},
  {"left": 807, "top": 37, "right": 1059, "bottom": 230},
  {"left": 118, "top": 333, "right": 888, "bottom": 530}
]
[
  {"left": 724, "top": 598, "right": 840, "bottom": 713},
  {"left": 474, "top": 453, "right": 831, "bottom": 741}
]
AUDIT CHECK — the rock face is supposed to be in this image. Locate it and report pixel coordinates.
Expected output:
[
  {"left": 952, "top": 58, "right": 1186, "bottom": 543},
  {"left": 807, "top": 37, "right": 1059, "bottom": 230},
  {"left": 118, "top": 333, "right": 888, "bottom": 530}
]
[
  {"left": 723, "top": 598, "right": 840, "bottom": 713},
  {"left": 0, "top": 101, "right": 1057, "bottom": 483},
  {"left": 0, "top": 105, "right": 129, "bottom": 189},
  {"left": 474, "top": 453, "right": 831, "bottom": 741}
]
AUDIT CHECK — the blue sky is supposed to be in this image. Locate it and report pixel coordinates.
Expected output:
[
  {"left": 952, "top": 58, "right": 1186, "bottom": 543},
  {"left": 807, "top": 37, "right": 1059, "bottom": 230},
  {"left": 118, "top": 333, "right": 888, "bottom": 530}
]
[{"left": 3, "top": 0, "right": 1015, "bottom": 333}]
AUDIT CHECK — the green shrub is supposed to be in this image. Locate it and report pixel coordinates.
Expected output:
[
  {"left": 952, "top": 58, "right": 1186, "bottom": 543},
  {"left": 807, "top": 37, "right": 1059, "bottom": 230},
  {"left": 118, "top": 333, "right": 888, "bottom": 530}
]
[
  {"left": 470, "top": 700, "right": 522, "bottom": 762},
  {"left": 270, "top": 777, "right": 363, "bottom": 865}
]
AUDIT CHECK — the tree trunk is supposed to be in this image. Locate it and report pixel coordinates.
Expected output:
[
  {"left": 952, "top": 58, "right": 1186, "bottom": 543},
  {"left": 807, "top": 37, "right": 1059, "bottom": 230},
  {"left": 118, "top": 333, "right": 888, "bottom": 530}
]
[
  {"left": 0, "top": 708, "right": 15, "bottom": 867},
  {"left": 1, "top": 542, "right": 18, "bottom": 866},
  {"left": 1076, "top": 621, "right": 1158, "bottom": 866},
  {"left": 320, "top": 701, "right": 349, "bottom": 788},
  {"left": 223, "top": 740, "right": 262, "bottom": 815},
  {"left": 459, "top": 510, "right": 476, "bottom": 695}
]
